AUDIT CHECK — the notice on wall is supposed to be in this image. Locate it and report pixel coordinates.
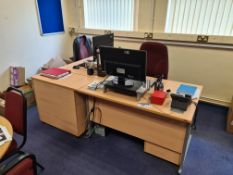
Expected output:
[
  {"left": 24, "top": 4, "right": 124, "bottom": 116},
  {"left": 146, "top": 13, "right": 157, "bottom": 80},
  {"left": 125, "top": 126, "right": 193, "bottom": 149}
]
[{"left": 36, "top": 0, "right": 64, "bottom": 35}]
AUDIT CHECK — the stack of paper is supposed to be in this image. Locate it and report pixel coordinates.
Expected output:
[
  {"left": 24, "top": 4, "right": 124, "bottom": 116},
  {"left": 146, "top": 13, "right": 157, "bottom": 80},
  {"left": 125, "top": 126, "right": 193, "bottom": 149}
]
[{"left": 0, "top": 125, "right": 12, "bottom": 146}]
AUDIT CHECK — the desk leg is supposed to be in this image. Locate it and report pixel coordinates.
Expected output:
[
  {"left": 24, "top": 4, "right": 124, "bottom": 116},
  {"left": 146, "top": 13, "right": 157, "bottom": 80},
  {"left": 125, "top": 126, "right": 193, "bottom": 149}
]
[
  {"left": 191, "top": 105, "right": 199, "bottom": 130},
  {"left": 178, "top": 125, "right": 192, "bottom": 174}
]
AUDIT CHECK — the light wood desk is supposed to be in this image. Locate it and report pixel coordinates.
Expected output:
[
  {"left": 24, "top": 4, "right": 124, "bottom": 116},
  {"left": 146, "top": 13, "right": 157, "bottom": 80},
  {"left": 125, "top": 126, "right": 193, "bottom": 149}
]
[
  {"left": 0, "top": 116, "right": 13, "bottom": 160},
  {"left": 32, "top": 59, "right": 203, "bottom": 172}
]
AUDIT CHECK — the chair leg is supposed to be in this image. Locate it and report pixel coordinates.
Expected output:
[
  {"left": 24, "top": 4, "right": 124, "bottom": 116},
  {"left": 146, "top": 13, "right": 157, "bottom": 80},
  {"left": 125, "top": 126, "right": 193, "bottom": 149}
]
[{"left": 36, "top": 162, "right": 45, "bottom": 171}]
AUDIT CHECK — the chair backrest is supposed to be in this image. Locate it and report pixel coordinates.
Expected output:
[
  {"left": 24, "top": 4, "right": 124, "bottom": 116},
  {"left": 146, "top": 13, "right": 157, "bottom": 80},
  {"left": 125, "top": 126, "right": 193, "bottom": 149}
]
[
  {"left": 140, "top": 42, "right": 168, "bottom": 79},
  {"left": 73, "top": 35, "right": 92, "bottom": 61},
  {"left": 5, "top": 87, "right": 27, "bottom": 146},
  {"left": 0, "top": 152, "right": 37, "bottom": 175}
]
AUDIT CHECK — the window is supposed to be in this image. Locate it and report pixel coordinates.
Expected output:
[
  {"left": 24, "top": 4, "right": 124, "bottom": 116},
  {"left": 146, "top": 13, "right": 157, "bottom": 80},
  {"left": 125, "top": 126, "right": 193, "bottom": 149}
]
[
  {"left": 83, "top": 0, "right": 135, "bottom": 31},
  {"left": 76, "top": 0, "right": 233, "bottom": 44},
  {"left": 165, "top": 0, "right": 233, "bottom": 36}
]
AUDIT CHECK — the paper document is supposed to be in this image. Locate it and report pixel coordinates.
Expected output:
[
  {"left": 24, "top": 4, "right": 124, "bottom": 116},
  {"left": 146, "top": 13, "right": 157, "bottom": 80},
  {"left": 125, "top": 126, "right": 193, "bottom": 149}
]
[
  {"left": 177, "top": 84, "right": 197, "bottom": 97},
  {"left": 0, "top": 125, "right": 12, "bottom": 146}
]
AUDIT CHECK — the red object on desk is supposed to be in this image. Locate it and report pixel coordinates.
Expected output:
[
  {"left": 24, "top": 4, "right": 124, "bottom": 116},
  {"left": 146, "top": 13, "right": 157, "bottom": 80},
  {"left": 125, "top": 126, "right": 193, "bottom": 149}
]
[
  {"left": 40, "top": 68, "right": 70, "bottom": 79},
  {"left": 151, "top": 90, "right": 167, "bottom": 105}
]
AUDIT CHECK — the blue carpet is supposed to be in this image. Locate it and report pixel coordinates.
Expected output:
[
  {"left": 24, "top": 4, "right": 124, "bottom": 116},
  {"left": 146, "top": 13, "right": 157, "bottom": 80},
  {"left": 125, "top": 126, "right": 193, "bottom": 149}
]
[{"left": 21, "top": 103, "right": 232, "bottom": 175}]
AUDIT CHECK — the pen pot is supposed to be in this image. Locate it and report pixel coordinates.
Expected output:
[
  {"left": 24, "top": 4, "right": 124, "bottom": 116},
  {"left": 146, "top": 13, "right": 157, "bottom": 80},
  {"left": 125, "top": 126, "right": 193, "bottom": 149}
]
[{"left": 85, "top": 60, "right": 94, "bottom": 75}]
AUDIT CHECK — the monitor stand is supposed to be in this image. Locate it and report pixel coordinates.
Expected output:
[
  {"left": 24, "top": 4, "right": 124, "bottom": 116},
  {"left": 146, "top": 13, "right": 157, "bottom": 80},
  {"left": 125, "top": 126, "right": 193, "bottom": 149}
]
[
  {"left": 112, "top": 77, "right": 134, "bottom": 87},
  {"left": 104, "top": 76, "right": 143, "bottom": 96}
]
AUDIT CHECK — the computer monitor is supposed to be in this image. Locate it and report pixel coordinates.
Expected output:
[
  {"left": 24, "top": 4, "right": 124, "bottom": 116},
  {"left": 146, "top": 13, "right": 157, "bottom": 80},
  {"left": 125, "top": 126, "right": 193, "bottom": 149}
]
[
  {"left": 92, "top": 33, "right": 114, "bottom": 76},
  {"left": 92, "top": 33, "right": 114, "bottom": 61},
  {"left": 99, "top": 46, "right": 147, "bottom": 96}
]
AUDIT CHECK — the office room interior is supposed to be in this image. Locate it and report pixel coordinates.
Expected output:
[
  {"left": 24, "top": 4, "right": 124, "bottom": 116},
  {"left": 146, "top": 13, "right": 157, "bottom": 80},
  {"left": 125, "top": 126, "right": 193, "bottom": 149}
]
[{"left": 0, "top": 0, "right": 232, "bottom": 175}]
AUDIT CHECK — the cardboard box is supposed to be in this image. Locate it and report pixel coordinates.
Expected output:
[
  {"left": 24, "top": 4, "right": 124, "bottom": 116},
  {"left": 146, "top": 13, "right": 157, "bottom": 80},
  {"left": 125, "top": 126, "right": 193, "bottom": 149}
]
[
  {"left": 10, "top": 66, "right": 25, "bottom": 87},
  {"left": 0, "top": 98, "right": 5, "bottom": 116},
  {"left": 18, "top": 85, "right": 35, "bottom": 107},
  {"left": 226, "top": 96, "right": 233, "bottom": 134}
]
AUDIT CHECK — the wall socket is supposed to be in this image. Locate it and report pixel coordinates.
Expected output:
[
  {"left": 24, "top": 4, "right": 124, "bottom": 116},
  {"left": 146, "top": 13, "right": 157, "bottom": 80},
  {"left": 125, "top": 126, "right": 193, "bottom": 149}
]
[
  {"left": 104, "top": 30, "right": 112, "bottom": 34},
  {"left": 197, "top": 35, "right": 209, "bottom": 43},
  {"left": 144, "top": 32, "right": 153, "bottom": 39},
  {"left": 69, "top": 27, "right": 75, "bottom": 36}
]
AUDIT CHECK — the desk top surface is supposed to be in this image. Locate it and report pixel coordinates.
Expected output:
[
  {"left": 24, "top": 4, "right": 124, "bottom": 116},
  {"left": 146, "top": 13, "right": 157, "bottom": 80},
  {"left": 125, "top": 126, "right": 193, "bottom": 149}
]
[
  {"left": 79, "top": 77, "right": 202, "bottom": 124},
  {"left": 0, "top": 116, "right": 13, "bottom": 160},
  {"left": 32, "top": 58, "right": 203, "bottom": 124}
]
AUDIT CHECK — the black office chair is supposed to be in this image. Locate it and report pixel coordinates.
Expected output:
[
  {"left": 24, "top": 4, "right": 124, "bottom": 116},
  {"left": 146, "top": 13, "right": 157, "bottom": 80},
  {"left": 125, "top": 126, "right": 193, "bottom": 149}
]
[
  {"left": 64, "top": 35, "right": 93, "bottom": 64},
  {"left": 73, "top": 35, "right": 92, "bottom": 61}
]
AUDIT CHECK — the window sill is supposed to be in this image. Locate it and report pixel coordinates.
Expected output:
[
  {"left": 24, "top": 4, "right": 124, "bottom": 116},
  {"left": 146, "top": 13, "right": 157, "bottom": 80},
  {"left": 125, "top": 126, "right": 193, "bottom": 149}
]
[{"left": 70, "top": 27, "right": 233, "bottom": 50}]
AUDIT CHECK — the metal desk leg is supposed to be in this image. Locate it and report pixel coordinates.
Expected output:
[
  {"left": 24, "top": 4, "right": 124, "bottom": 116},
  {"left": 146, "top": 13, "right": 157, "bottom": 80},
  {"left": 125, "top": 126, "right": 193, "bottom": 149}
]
[
  {"left": 178, "top": 125, "right": 192, "bottom": 174},
  {"left": 191, "top": 104, "right": 199, "bottom": 130},
  {"left": 178, "top": 104, "right": 198, "bottom": 173}
]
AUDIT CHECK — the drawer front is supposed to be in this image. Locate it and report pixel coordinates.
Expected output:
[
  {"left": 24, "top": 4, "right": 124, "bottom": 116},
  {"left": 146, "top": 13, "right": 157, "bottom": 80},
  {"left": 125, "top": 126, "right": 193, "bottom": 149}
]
[
  {"left": 144, "top": 141, "right": 181, "bottom": 165},
  {"left": 92, "top": 99, "right": 187, "bottom": 153}
]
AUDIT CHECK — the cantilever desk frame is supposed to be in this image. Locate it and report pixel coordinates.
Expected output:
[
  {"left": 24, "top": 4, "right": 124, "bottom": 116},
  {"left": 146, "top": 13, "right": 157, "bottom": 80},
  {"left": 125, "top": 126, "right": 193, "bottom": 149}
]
[{"left": 32, "top": 57, "right": 203, "bottom": 174}]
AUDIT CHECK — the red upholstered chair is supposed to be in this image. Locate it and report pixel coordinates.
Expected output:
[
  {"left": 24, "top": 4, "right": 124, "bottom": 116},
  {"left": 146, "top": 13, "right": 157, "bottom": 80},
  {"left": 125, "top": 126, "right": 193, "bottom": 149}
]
[
  {"left": 0, "top": 151, "right": 37, "bottom": 175},
  {"left": 140, "top": 42, "right": 168, "bottom": 79},
  {"left": 3, "top": 87, "right": 44, "bottom": 171},
  {"left": 4, "top": 87, "right": 27, "bottom": 156}
]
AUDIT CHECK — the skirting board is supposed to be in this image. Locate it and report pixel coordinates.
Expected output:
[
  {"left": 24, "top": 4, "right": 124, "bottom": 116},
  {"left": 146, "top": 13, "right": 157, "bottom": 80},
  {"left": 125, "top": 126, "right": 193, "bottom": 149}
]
[{"left": 201, "top": 96, "right": 230, "bottom": 107}]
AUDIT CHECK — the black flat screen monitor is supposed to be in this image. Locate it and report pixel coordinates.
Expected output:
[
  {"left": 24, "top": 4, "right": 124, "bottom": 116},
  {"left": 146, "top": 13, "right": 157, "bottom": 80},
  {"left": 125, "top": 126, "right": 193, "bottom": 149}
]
[
  {"left": 99, "top": 46, "right": 147, "bottom": 83},
  {"left": 92, "top": 33, "right": 114, "bottom": 60}
]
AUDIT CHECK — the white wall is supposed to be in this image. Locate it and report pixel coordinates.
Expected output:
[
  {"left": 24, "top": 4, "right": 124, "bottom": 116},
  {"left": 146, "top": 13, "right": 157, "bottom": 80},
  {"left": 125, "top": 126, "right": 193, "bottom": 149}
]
[
  {"left": 168, "top": 46, "right": 233, "bottom": 103},
  {"left": 114, "top": 40, "right": 233, "bottom": 105},
  {"left": 0, "top": 0, "right": 74, "bottom": 91}
]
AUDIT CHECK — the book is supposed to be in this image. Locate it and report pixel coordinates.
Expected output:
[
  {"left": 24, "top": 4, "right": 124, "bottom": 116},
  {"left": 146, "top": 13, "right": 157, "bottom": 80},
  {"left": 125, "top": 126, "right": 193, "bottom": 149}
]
[
  {"left": 40, "top": 68, "right": 70, "bottom": 79},
  {"left": 176, "top": 84, "right": 197, "bottom": 97}
]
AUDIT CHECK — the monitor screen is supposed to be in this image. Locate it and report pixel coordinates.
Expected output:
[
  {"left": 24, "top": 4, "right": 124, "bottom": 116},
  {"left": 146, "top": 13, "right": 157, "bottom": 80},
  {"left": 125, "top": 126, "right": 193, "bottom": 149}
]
[
  {"left": 92, "top": 33, "right": 114, "bottom": 60},
  {"left": 99, "top": 46, "right": 147, "bottom": 82}
]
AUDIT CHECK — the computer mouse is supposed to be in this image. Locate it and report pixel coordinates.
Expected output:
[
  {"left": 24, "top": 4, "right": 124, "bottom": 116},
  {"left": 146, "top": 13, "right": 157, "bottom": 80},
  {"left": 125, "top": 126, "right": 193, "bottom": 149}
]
[{"left": 73, "top": 65, "right": 80, "bottom": 69}]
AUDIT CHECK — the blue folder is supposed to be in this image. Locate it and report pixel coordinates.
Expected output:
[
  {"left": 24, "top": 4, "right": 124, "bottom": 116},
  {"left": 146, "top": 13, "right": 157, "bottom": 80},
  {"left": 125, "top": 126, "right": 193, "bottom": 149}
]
[{"left": 176, "top": 84, "right": 197, "bottom": 97}]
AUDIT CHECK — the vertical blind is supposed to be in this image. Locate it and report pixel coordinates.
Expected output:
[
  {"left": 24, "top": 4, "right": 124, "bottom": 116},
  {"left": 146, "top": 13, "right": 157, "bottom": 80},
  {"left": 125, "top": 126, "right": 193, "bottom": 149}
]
[
  {"left": 165, "top": 0, "right": 233, "bottom": 36},
  {"left": 83, "top": 0, "right": 135, "bottom": 31}
]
